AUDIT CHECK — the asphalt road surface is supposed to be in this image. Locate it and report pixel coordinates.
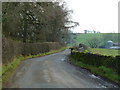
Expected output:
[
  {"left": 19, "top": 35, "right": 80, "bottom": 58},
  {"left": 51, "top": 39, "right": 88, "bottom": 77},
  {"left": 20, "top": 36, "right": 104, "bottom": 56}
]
[{"left": 6, "top": 49, "right": 119, "bottom": 88}]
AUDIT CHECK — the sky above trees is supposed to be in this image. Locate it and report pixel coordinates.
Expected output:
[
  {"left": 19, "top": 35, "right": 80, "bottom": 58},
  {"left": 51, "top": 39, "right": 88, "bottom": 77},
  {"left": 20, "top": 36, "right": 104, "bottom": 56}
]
[{"left": 65, "top": 0, "right": 119, "bottom": 33}]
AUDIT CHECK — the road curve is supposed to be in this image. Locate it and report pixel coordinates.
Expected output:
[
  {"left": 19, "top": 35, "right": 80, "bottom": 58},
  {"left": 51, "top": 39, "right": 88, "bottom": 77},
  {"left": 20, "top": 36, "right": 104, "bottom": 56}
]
[{"left": 6, "top": 49, "right": 119, "bottom": 88}]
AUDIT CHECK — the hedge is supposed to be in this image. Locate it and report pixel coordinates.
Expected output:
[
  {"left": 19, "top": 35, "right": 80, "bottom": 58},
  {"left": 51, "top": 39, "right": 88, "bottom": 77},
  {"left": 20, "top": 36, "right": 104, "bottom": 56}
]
[
  {"left": 2, "top": 38, "right": 62, "bottom": 64},
  {"left": 71, "top": 51, "right": 120, "bottom": 75}
]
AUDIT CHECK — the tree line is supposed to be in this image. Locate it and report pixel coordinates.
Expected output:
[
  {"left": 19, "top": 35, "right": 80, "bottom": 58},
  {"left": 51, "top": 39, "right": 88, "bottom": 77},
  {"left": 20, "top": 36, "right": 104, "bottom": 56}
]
[
  {"left": 87, "top": 33, "right": 119, "bottom": 48},
  {"left": 2, "top": 2, "right": 79, "bottom": 43}
]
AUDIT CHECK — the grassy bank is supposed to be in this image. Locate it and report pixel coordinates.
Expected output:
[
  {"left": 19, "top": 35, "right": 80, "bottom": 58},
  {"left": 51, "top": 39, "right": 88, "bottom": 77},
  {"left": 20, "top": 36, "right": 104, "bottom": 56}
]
[
  {"left": 2, "top": 47, "right": 67, "bottom": 86},
  {"left": 89, "top": 48, "right": 119, "bottom": 57},
  {"left": 70, "top": 50, "right": 120, "bottom": 85},
  {"left": 70, "top": 58, "right": 120, "bottom": 85}
]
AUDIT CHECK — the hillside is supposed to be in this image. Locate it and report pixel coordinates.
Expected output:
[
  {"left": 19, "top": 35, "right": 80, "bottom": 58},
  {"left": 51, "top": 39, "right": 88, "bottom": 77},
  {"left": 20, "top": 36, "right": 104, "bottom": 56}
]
[
  {"left": 70, "top": 33, "right": 119, "bottom": 47},
  {"left": 75, "top": 33, "right": 103, "bottom": 46}
]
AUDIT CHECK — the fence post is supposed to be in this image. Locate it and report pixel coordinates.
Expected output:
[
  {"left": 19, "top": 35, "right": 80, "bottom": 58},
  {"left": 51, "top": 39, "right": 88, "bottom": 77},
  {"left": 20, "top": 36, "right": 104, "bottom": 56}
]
[{"left": 69, "top": 47, "right": 74, "bottom": 55}]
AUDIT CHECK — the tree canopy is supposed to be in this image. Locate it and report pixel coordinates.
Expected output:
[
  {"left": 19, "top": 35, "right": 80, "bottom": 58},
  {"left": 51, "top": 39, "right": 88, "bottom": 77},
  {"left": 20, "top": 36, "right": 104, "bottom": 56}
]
[{"left": 2, "top": 2, "right": 79, "bottom": 43}]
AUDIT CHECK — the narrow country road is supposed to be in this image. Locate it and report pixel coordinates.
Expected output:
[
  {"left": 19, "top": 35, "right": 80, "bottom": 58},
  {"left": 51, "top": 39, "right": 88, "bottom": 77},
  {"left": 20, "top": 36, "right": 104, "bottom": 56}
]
[{"left": 6, "top": 49, "right": 119, "bottom": 88}]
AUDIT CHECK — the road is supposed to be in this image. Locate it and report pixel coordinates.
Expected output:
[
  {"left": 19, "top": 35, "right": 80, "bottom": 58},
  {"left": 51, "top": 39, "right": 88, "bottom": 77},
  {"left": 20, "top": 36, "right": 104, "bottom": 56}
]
[{"left": 6, "top": 49, "right": 119, "bottom": 88}]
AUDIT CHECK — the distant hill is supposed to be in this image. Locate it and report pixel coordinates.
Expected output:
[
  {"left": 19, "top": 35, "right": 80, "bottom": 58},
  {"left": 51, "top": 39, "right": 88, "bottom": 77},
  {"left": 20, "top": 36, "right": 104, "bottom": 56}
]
[
  {"left": 69, "top": 33, "right": 119, "bottom": 47},
  {"left": 75, "top": 33, "right": 102, "bottom": 45}
]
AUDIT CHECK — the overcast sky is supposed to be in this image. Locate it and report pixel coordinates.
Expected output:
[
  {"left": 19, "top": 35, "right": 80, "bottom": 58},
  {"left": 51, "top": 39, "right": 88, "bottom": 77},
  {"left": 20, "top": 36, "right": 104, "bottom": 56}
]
[{"left": 65, "top": 0, "right": 119, "bottom": 33}]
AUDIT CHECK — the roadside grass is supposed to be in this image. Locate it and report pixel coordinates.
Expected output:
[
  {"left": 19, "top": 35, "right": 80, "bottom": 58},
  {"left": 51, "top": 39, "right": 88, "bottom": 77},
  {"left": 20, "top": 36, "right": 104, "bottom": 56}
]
[
  {"left": 89, "top": 48, "right": 119, "bottom": 57},
  {"left": 2, "top": 47, "right": 67, "bottom": 86},
  {"left": 70, "top": 57, "right": 120, "bottom": 85}
]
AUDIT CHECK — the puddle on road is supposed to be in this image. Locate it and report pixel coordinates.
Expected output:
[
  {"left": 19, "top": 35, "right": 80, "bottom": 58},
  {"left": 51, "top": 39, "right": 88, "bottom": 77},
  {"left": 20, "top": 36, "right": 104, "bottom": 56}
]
[
  {"left": 90, "top": 74, "right": 100, "bottom": 79},
  {"left": 61, "top": 58, "right": 65, "bottom": 61}
]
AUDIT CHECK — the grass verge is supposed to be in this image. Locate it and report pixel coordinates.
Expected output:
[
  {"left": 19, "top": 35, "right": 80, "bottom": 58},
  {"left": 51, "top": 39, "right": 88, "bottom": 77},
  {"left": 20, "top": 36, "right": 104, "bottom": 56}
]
[
  {"left": 70, "top": 57, "right": 120, "bottom": 85},
  {"left": 88, "top": 48, "right": 119, "bottom": 57},
  {"left": 2, "top": 47, "right": 67, "bottom": 86}
]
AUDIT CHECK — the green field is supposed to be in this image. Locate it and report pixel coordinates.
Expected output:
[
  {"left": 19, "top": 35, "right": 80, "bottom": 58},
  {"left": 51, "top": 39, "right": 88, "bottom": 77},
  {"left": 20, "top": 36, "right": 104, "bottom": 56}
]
[
  {"left": 70, "top": 33, "right": 119, "bottom": 47},
  {"left": 75, "top": 33, "right": 103, "bottom": 45},
  {"left": 89, "top": 48, "right": 119, "bottom": 57}
]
